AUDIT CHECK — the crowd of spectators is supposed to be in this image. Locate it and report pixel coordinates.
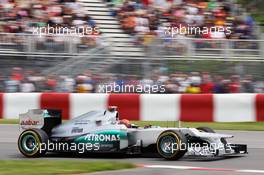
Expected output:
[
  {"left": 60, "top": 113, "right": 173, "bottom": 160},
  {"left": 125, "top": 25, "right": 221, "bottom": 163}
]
[
  {"left": 110, "top": 0, "right": 257, "bottom": 50},
  {"left": 0, "top": 67, "right": 263, "bottom": 93},
  {"left": 0, "top": 0, "right": 100, "bottom": 51},
  {"left": 0, "top": 0, "right": 259, "bottom": 53}
]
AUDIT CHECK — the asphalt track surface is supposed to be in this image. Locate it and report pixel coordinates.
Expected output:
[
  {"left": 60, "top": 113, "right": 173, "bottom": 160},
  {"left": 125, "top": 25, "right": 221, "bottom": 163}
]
[{"left": 1, "top": 124, "right": 264, "bottom": 175}]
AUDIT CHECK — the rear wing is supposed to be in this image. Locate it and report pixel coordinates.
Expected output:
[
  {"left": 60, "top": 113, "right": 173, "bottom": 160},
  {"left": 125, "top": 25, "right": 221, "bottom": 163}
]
[{"left": 19, "top": 109, "right": 62, "bottom": 136}]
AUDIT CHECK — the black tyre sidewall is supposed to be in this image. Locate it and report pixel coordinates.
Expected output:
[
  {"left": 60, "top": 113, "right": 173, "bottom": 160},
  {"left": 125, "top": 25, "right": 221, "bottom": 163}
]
[
  {"left": 157, "top": 130, "right": 187, "bottom": 160},
  {"left": 18, "top": 128, "right": 48, "bottom": 157}
]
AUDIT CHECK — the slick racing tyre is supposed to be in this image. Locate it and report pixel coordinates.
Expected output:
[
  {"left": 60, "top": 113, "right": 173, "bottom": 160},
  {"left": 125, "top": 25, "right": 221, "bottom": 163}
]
[
  {"left": 18, "top": 128, "right": 48, "bottom": 157},
  {"left": 157, "top": 130, "right": 187, "bottom": 160}
]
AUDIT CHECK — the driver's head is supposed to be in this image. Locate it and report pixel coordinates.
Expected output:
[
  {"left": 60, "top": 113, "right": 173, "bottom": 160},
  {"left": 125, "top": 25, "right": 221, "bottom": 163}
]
[{"left": 119, "top": 119, "right": 131, "bottom": 128}]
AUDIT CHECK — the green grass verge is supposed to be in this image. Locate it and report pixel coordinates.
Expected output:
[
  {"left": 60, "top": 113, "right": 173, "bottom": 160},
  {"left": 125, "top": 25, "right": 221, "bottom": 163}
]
[
  {"left": 0, "top": 160, "right": 135, "bottom": 175},
  {"left": 0, "top": 119, "right": 19, "bottom": 124},
  {"left": 1, "top": 119, "right": 264, "bottom": 131}
]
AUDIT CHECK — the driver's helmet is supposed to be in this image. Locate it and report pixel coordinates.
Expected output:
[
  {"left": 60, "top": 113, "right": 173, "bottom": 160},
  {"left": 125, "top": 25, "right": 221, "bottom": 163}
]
[{"left": 119, "top": 119, "right": 131, "bottom": 128}]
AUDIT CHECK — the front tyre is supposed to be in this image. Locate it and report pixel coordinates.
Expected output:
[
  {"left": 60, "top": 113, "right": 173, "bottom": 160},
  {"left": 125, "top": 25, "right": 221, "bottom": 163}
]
[
  {"left": 156, "top": 130, "right": 187, "bottom": 160},
  {"left": 18, "top": 129, "right": 48, "bottom": 157}
]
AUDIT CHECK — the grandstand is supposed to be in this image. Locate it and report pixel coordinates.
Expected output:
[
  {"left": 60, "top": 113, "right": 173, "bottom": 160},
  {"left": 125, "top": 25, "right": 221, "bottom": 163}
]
[{"left": 0, "top": 0, "right": 264, "bottom": 93}]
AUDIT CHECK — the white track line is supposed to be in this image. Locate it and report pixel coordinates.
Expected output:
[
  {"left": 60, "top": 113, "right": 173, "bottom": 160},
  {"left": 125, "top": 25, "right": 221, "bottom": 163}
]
[{"left": 142, "top": 165, "right": 264, "bottom": 174}]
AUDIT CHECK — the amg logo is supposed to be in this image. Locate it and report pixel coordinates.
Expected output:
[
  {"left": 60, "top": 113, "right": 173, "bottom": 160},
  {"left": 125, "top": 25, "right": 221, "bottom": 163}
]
[{"left": 20, "top": 119, "right": 39, "bottom": 125}]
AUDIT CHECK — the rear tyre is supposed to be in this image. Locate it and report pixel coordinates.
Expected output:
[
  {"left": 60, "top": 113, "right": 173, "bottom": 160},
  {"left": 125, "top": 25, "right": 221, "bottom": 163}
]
[
  {"left": 156, "top": 130, "right": 187, "bottom": 160},
  {"left": 18, "top": 128, "right": 48, "bottom": 157}
]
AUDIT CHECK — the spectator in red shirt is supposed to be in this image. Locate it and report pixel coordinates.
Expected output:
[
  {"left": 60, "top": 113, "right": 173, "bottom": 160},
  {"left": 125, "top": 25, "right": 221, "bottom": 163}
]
[
  {"left": 141, "top": 0, "right": 150, "bottom": 6},
  {"left": 10, "top": 67, "right": 24, "bottom": 81},
  {"left": 45, "top": 75, "right": 57, "bottom": 92},
  {"left": 228, "top": 75, "right": 240, "bottom": 93},
  {"left": 200, "top": 73, "right": 214, "bottom": 93}
]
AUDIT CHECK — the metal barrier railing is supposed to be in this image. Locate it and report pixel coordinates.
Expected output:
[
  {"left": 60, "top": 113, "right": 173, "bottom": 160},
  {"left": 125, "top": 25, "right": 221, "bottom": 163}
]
[
  {"left": 0, "top": 33, "right": 263, "bottom": 60},
  {"left": 0, "top": 33, "right": 101, "bottom": 56},
  {"left": 143, "top": 37, "right": 264, "bottom": 60}
]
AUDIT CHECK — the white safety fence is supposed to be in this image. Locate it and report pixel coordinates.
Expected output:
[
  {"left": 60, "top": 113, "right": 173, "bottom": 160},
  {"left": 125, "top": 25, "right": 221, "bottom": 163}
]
[{"left": 0, "top": 93, "right": 263, "bottom": 122}]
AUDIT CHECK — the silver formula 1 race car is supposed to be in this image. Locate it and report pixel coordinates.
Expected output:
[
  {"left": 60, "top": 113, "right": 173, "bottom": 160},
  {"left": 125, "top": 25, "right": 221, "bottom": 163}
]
[{"left": 18, "top": 107, "right": 247, "bottom": 160}]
